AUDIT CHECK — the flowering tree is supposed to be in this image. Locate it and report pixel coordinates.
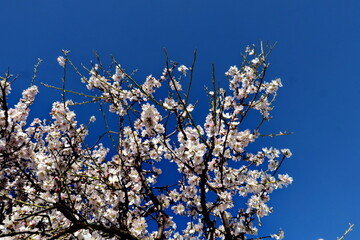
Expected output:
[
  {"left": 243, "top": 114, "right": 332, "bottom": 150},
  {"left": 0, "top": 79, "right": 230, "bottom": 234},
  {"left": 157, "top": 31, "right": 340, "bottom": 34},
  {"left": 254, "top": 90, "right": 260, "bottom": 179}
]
[{"left": 0, "top": 44, "right": 292, "bottom": 240}]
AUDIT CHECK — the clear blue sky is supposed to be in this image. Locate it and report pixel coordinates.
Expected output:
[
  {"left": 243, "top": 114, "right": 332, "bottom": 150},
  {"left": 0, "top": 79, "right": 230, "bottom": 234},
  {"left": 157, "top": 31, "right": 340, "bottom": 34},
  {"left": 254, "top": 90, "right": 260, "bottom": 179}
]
[{"left": 1, "top": 0, "right": 359, "bottom": 239}]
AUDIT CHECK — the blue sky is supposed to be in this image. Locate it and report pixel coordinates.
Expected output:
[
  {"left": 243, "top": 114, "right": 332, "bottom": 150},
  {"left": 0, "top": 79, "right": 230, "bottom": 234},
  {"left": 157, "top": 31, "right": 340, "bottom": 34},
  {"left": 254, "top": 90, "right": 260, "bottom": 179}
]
[{"left": 1, "top": 0, "right": 360, "bottom": 239}]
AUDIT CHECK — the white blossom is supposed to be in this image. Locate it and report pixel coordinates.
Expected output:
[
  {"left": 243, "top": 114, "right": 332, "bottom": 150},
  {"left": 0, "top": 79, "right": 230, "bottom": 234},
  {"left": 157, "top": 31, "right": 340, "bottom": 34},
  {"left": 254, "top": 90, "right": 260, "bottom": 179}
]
[
  {"left": 57, "top": 56, "right": 66, "bottom": 67},
  {"left": 177, "top": 65, "right": 189, "bottom": 76}
]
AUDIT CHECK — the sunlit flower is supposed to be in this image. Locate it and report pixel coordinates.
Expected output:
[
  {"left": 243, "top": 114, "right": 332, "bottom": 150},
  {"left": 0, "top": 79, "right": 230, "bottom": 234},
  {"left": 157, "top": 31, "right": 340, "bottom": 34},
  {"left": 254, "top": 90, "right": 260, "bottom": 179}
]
[
  {"left": 271, "top": 229, "right": 285, "bottom": 240},
  {"left": 57, "top": 56, "right": 66, "bottom": 67},
  {"left": 177, "top": 65, "right": 189, "bottom": 76}
]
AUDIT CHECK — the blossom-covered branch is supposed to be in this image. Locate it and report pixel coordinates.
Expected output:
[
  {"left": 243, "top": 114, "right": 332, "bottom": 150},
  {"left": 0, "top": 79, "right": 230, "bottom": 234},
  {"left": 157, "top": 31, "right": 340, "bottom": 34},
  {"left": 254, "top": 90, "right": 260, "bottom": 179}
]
[{"left": 0, "top": 44, "right": 292, "bottom": 239}]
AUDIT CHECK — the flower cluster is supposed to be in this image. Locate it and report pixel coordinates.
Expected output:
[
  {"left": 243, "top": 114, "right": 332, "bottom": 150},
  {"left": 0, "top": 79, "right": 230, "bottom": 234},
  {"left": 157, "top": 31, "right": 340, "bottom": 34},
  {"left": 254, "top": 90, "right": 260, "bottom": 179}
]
[{"left": 0, "top": 45, "right": 291, "bottom": 240}]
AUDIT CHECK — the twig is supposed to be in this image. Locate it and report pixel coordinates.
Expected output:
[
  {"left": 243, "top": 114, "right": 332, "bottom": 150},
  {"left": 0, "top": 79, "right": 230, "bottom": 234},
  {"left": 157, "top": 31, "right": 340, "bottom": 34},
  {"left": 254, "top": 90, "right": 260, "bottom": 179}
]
[
  {"left": 338, "top": 223, "right": 354, "bottom": 240},
  {"left": 31, "top": 58, "right": 42, "bottom": 86}
]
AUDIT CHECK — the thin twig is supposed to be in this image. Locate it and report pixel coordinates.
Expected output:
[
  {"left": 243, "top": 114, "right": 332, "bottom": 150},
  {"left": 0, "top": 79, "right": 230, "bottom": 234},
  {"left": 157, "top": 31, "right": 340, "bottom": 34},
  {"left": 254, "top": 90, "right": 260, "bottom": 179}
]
[
  {"left": 31, "top": 58, "right": 42, "bottom": 86},
  {"left": 338, "top": 223, "right": 354, "bottom": 240}
]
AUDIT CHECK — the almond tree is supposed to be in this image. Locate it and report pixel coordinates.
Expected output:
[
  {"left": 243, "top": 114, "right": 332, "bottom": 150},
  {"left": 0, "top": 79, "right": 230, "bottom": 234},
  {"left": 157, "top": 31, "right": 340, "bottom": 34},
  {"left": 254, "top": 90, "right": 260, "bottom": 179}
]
[{"left": 0, "top": 43, "right": 292, "bottom": 239}]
